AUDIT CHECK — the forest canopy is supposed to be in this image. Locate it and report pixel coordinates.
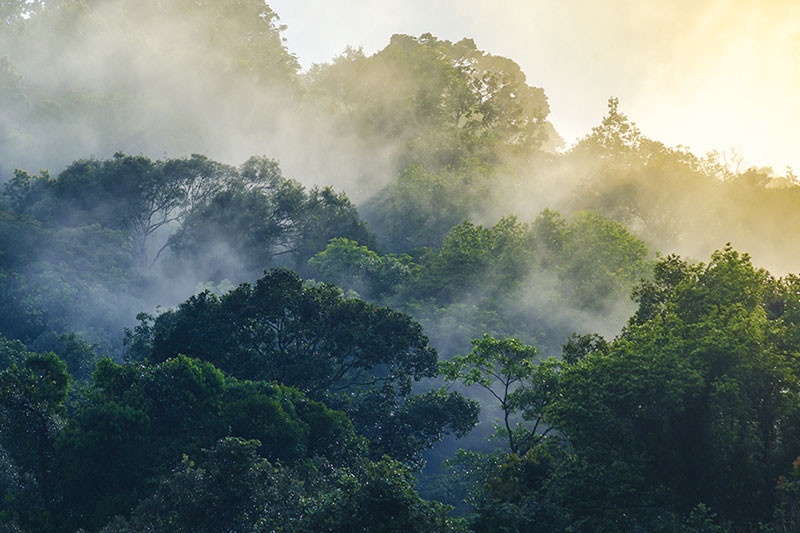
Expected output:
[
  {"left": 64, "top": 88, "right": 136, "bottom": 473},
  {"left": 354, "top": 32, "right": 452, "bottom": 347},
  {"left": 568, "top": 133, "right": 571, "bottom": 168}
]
[{"left": 1, "top": 1, "right": 800, "bottom": 531}]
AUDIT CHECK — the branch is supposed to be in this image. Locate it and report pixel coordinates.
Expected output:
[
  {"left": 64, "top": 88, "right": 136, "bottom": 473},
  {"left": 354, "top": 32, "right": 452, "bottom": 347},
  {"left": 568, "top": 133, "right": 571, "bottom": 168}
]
[
  {"left": 477, "top": 383, "right": 505, "bottom": 405},
  {"left": 148, "top": 240, "right": 173, "bottom": 269}
]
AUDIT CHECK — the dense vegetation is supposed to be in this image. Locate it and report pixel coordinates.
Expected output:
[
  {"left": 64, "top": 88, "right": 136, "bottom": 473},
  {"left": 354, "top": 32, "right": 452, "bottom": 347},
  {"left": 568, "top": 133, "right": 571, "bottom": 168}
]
[{"left": 2, "top": 1, "right": 800, "bottom": 531}]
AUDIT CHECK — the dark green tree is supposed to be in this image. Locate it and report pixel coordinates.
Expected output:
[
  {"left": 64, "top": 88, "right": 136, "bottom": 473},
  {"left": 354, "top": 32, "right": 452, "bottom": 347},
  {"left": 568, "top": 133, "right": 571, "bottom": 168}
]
[
  {"left": 130, "top": 269, "right": 478, "bottom": 465},
  {"left": 0, "top": 335, "right": 34, "bottom": 372},
  {"left": 54, "top": 354, "right": 357, "bottom": 532},
  {"left": 100, "top": 437, "right": 305, "bottom": 533},
  {"left": 0, "top": 352, "right": 69, "bottom": 530},
  {"left": 105, "top": 439, "right": 465, "bottom": 533},
  {"left": 547, "top": 248, "right": 800, "bottom": 528}
]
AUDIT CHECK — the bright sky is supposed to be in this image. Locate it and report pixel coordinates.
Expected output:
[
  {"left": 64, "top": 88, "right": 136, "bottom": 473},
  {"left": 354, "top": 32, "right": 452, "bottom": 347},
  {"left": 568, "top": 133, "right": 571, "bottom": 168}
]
[{"left": 270, "top": 0, "right": 800, "bottom": 173}]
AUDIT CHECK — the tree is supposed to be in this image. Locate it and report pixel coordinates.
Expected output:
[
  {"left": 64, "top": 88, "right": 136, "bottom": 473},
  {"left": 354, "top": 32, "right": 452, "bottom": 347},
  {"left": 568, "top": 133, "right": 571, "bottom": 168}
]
[
  {"left": 565, "top": 97, "right": 729, "bottom": 253},
  {"left": 167, "top": 158, "right": 374, "bottom": 278},
  {"left": 437, "top": 336, "right": 566, "bottom": 531},
  {"left": 440, "top": 335, "right": 559, "bottom": 456},
  {"left": 166, "top": 184, "right": 295, "bottom": 279},
  {"left": 548, "top": 335, "right": 705, "bottom": 528},
  {"left": 0, "top": 204, "right": 134, "bottom": 349},
  {"left": 106, "top": 440, "right": 466, "bottom": 533},
  {"left": 29, "top": 332, "right": 99, "bottom": 382},
  {"left": 145, "top": 269, "right": 438, "bottom": 394},
  {"left": 774, "top": 457, "right": 800, "bottom": 530},
  {"left": 309, "top": 237, "right": 418, "bottom": 299},
  {"left": 418, "top": 216, "right": 535, "bottom": 304},
  {"left": 0, "top": 0, "right": 45, "bottom": 26},
  {"left": 130, "top": 269, "right": 478, "bottom": 465},
  {"left": 54, "top": 354, "right": 358, "bottom": 532},
  {"left": 561, "top": 333, "right": 608, "bottom": 365},
  {"left": 45, "top": 153, "right": 179, "bottom": 268},
  {"left": 308, "top": 33, "right": 558, "bottom": 172},
  {"left": 295, "top": 185, "right": 377, "bottom": 269},
  {"left": 155, "top": 0, "right": 299, "bottom": 86},
  {"left": 0, "top": 335, "right": 35, "bottom": 372},
  {"left": 302, "top": 456, "right": 468, "bottom": 533},
  {"left": 346, "top": 387, "right": 479, "bottom": 467},
  {"left": 100, "top": 437, "right": 306, "bottom": 533},
  {"left": 0, "top": 352, "right": 69, "bottom": 529},
  {"left": 558, "top": 210, "right": 649, "bottom": 309},
  {"left": 361, "top": 162, "right": 497, "bottom": 253},
  {"left": 576, "top": 97, "right": 643, "bottom": 159},
  {"left": 547, "top": 248, "right": 800, "bottom": 528},
  {"left": 10, "top": 153, "right": 243, "bottom": 269},
  {"left": 442, "top": 444, "right": 570, "bottom": 532}
]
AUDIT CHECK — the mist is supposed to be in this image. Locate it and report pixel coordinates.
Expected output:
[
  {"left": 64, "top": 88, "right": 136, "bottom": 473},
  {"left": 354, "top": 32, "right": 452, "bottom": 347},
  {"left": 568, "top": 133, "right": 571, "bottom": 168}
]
[
  {"left": 0, "top": 0, "right": 796, "bottom": 464},
  {"left": 0, "top": 0, "right": 405, "bottom": 203},
  {"left": 3, "top": 0, "right": 799, "bottom": 402},
  {"left": 5, "top": 2, "right": 800, "bottom": 530}
]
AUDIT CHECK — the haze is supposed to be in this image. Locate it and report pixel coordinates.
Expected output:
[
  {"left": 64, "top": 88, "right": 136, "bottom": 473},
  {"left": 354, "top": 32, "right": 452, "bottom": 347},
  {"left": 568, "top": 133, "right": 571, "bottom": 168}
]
[{"left": 272, "top": 0, "right": 800, "bottom": 172}]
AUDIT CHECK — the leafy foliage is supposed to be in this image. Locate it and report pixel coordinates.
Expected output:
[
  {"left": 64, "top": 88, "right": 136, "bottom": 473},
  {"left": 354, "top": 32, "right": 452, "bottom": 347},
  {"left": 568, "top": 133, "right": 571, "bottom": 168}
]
[
  {"left": 362, "top": 162, "right": 498, "bottom": 252},
  {"left": 312, "top": 209, "right": 649, "bottom": 354},
  {"left": 168, "top": 158, "right": 374, "bottom": 278},
  {"left": 107, "top": 439, "right": 465, "bottom": 533},
  {"left": 128, "top": 269, "right": 478, "bottom": 466},
  {"left": 441, "top": 336, "right": 559, "bottom": 456},
  {"left": 5, "top": 4, "right": 800, "bottom": 530},
  {"left": 544, "top": 248, "right": 800, "bottom": 528},
  {"left": 309, "top": 237, "right": 419, "bottom": 299},
  {"left": 53, "top": 354, "right": 356, "bottom": 532},
  {"left": 0, "top": 351, "right": 69, "bottom": 530},
  {"left": 308, "top": 33, "right": 559, "bottom": 172}
]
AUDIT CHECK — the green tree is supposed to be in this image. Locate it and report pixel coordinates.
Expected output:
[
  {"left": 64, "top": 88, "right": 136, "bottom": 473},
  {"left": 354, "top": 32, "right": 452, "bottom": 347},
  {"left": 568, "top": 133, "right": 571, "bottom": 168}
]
[
  {"left": 106, "top": 441, "right": 465, "bottom": 533},
  {"left": 419, "top": 217, "right": 535, "bottom": 304},
  {"left": 547, "top": 248, "right": 800, "bottom": 528},
  {"left": 168, "top": 157, "right": 374, "bottom": 278},
  {"left": 443, "top": 445, "right": 569, "bottom": 533},
  {"left": 558, "top": 210, "right": 649, "bottom": 309},
  {"left": 41, "top": 153, "right": 178, "bottom": 267},
  {"left": 302, "top": 456, "right": 467, "bottom": 533},
  {"left": 309, "top": 237, "right": 418, "bottom": 299},
  {"left": 0, "top": 205, "right": 134, "bottom": 348},
  {"left": 145, "top": 269, "right": 438, "bottom": 394},
  {"left": 100, "top": 437, "right": 306, "bottom": 533},
  {"left": 347, "top": 387, "right": 479, "bottom": 467},
  {"left": 131, "top": 269, "right": 477, "bottom": 465},
  {"left": 0, "top": 334, "right": 35, "bottom": 372},
  {"left": 55, "top": 354, "right": 358, "bottom": 532},
  {"left": 441, "top": 336, "right": 559, "bottom": 456},
  {"left": 565, "top": 97, "right": 727, "bottom": 254},
  {"left": 309, "top": 33, "right": 558, "bottom": 171},
  {"left": 296, "top": 185, "right": 377, "bottom": 267},
  {"left": 0, "top": 352, "right": 70, "bottom": 529},
  {"left": 362, "top": 162, "right": 497, "bottom": 253},
  {"left": 8, "top": 153, "right": 249, "bottom": 269}
]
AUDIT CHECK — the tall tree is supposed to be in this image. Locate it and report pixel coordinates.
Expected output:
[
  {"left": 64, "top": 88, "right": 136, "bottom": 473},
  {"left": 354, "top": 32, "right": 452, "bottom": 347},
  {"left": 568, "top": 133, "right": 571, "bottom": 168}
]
[
  {"left": 129, "top": 269, "right": 478, "bottom": 465},
  {"left": 547, "top": 248, "right": 800, "bottom": 528},
  {"left": 0, "top": 352, "right": 69, "bottom": 529},
  {"left": 308, "top": 33, "right": 559, "bottom": 171}
]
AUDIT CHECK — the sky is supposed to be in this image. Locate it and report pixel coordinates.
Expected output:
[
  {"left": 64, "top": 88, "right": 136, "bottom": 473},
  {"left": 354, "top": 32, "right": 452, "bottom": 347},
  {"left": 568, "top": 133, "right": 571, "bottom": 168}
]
[{"left": 270, "top": 0, "right": 800, "bottom": 173}]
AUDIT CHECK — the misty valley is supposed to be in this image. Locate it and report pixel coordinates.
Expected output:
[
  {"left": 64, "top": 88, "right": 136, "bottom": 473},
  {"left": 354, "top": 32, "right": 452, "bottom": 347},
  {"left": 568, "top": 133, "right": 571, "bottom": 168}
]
[{"left": 2, "top": 1, "right": 800, "bottom": 532}]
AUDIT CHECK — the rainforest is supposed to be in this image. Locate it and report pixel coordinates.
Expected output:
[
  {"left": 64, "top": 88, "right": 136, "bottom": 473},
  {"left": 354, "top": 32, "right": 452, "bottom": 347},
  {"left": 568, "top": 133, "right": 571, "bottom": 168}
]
[{"left": 2, "top": 1, "right": 800, "bottom": 531}]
